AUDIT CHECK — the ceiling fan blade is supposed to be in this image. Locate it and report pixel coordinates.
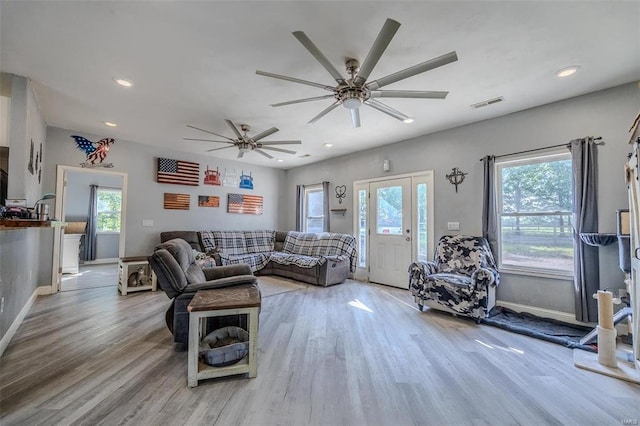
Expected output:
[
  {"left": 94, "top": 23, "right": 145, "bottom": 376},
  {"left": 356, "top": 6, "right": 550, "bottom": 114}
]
[
  {"left": 353, "top": 18, "right": 401, "bottom": 86},
  {"left": 251, "top": 127, "right": 279, "bottom": 142},
  {"left": 260, "top": 146, "right": 297, "bottom": 155},
  {"left": 186, "top": 125, "right": 235, "bottom": 141},
  {"left": 308, "top": 100, "right": 340, "bottom": 124},
  {"left": 256, "top": 70, "right": 333, "bottom": 91},
  {"left": 257, "top": 140, "right": 302, "bottom": 145},
  {"left": 350, "top": 108, "right": 361, "bottom": 128},
  {"left": 183, "top": 138, "right": 235, "bottom": 144},
  {"left": 365, "top": 98, "right": 411, "bottom": 122},
  {"left": 370, "top": 90, "right": 449, "bottom": 99},
  {"left": 292, "top": 31, "right": 346, "bottom": 85},
  {"left": 254, "top": 149, "right": 274, "bottom": 159},
  {"left": 224, "top": 119, "right": 243, "bottom": 139},
  {"left": 206, "top": 145, "right": 236, "bottom": 152},
  {"left": 366, "top": 51, "right": 458, "bottom": 90},
  {"left": 271, "top": 94, "right": 335, "bottom": 107},
  {"left": 237, "top": 150, "right": 245, "bottom": 159}
]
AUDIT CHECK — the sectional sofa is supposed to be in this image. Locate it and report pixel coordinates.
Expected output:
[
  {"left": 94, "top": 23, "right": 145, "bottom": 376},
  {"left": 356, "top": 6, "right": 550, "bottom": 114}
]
[{"left": 159, "top": 230, "right": 357, "bottom": 286}]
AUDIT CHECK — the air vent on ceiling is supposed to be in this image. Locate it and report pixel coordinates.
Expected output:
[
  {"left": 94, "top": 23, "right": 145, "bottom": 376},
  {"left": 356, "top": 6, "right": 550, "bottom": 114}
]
[{"left": 470, "top": 96, "right": 504, "bottom": 109}]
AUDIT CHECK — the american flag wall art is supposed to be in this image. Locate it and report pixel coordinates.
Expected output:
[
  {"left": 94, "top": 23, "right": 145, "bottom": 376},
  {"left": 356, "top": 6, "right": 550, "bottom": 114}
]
[
  {"left": 164, "top": 193, "right": 190, "bottom": 210},
  {"left": 198, "top": 195, "right": 220, "bottom": 208},
  {"left": 227, "top": 193, "right": 263, "bottom": 215},
  {"left": 157, "top": 158, "right": 200, "bottom": 186}
]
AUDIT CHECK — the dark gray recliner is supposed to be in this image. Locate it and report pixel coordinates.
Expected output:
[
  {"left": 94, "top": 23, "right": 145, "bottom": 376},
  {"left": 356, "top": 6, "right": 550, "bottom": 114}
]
[{"left": 148, "top": 238, "right": 259, "bottom": 347}]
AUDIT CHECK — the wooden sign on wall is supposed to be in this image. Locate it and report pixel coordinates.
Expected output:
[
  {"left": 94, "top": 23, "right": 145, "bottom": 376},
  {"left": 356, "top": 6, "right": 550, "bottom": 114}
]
[
  {"left": 227, "top": 193, "right": 263, "bottom": 215},
  {"left": 164, "top": 193, "right": 190, "bottom": 210},
  {"left": 198, "top": 195, "right": 220, "bottom": 207}
]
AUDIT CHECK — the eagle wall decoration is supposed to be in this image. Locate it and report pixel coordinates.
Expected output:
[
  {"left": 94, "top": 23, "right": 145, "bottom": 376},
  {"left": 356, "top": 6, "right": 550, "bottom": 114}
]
[{"left": 71, "top": 135, "right": 115, "bottom": 168}]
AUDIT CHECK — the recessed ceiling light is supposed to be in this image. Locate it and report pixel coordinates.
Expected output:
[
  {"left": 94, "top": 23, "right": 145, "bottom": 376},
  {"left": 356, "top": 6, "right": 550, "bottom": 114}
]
[
  {"left": 556, "top": 66, "right": 580, "bottom": 78},
  {"left": 276, "top": 159, "right": 284, "bottom": 162},
  {"left": 403, "top": 117, "right": 414, "bottom": 124},
  {"left": 104, "top": 121, "right": 117, "bottom": 127},
  {"left": 323, "top": 143, "right": 333, "bottom": 148},
  {"left": 113, "top": 77, "right": 134, "bottom": 87}
]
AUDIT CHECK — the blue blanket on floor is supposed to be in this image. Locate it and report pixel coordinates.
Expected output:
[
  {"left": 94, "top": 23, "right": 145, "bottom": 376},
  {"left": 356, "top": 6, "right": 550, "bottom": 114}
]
[{"left": 482, "top": 307, "right": 596, "bottom": 352}]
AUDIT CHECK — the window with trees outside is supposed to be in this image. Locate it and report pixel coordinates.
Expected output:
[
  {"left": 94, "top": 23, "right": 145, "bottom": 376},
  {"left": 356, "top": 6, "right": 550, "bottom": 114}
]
[
  {"left": 96, "top": 188, "right": 122, "bottom": 233},
  {"left": 304, "top": 185, "right": 324, "bottom": 233},
  {"left": 496, "top": 150, "right": 573, "bottom": 275}
]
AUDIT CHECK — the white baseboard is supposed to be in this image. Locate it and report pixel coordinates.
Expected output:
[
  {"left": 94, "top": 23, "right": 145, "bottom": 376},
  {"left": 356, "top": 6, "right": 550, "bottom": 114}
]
[
  {"left": 83, "top": 258, "right": 118, "bottom": 265},
  {"left": 497, "top": 300, "right": 594, "bottom": 327},
  {"left": 0, "top": 288, "right": 38, "bottom": 357}
]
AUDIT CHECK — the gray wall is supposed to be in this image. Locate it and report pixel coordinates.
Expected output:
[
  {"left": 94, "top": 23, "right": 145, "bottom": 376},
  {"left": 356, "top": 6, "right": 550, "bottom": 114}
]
[
  {"left": 0, "top": 74, "right": 48, "bottom": 341},
  {"left": 283, "top": 82, "right": 640, "bottom": 315},
  {"left": 39, "top": 126, "right": 287, "bottom": 283}
]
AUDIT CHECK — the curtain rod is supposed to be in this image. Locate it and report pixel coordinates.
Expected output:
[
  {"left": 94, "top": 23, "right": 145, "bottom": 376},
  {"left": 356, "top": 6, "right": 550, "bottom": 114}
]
[{"left": 479, "top": 137, "right": 603, "bottom": 161}]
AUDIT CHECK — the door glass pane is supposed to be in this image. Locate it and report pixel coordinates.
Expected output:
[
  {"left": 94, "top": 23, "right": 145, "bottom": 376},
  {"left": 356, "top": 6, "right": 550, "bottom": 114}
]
[
  {"left": 376, "top": 186, "right": 402, "bottom": 235},
  {"left": 358, "top": 189, "right": 367, "bottom": 267},
  {"left": 416, "top": 183, "right": 428, "bottom": 262}
]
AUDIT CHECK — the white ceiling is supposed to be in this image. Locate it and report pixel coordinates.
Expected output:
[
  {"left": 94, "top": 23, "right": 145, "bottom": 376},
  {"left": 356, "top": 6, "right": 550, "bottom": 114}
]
[{"left": 1, "top": 1, "right": 639, "bottom": 169}]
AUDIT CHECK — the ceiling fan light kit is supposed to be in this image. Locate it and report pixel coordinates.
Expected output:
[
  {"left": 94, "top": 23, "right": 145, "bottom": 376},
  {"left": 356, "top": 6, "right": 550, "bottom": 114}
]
[
  {"left": 256, "top": 18, "right": 458, "bottom": 128},
  {"left": 184, "top": 120, "right": 302, "bottom": 159}
]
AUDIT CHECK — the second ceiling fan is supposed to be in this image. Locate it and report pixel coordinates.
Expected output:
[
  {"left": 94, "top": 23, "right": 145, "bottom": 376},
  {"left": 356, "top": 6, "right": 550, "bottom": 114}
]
[
  {"left": 257, "top": 18, "right": 458, "bottom": 128},
  {"left": 185, "top": 119, "right": 301, "bottom": 159}
]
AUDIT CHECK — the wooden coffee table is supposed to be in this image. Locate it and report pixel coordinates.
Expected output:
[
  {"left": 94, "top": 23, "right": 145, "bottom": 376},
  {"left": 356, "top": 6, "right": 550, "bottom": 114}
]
[{"left": 187, "top": 285, "right": 261, "bottom": 387}]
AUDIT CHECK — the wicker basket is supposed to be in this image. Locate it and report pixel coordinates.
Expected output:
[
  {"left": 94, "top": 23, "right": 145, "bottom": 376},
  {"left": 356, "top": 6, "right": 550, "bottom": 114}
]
[{"left": 65, "top": 221, "right": 87, "bottom": 234}]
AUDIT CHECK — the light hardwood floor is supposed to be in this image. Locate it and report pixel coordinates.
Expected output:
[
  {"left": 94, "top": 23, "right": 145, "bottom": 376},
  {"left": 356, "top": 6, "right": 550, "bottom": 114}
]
[{"left": 1, "top": 279, "right": 639, "bottom": 425}]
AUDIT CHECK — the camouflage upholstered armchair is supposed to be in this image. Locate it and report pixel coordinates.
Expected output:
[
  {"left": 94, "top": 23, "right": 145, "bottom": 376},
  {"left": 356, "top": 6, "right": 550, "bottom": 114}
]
[{"left": 409, "top": 235, "right": 499, "bottom": 322}]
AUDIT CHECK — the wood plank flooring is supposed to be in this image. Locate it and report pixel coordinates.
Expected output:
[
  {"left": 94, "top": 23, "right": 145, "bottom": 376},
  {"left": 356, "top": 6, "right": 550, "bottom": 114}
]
[{"left": 1, "top": 279, "right": 639, "bottom": 425}]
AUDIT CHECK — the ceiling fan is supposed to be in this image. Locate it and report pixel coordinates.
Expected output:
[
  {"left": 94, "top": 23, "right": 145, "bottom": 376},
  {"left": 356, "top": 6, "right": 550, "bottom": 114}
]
[
  {"left": 184, "top": 119, "right": 301, "bottom": 159},
  {"left": 256, "top": 18, "right": 458, "bottom": 128}
]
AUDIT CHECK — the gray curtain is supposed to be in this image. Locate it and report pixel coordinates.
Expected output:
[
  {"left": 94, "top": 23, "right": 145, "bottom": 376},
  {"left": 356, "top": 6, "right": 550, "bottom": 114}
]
[
  {"left": 322, "top": 181, "right": 330, "bottom": 232},
  {"left": 84, "top": 184, "right": 98, "bottom": 261},
  {"left": 570, "top": 138, "right": 599, "bottom": 323},
  {"left": 295, "top": 184, "right": 304, "bottom": 232},
  {"left": 481, "top": 155, "right": 498, "bottom": 256}
]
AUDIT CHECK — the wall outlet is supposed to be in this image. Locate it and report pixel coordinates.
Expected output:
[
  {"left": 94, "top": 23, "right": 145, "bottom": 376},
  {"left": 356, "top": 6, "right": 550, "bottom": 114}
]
[
  {"left": 142, "top": 219, "right": 154, "bottom": 227},
  {"left": 447, "top": 221, "right": 460, "bottom": 231}
]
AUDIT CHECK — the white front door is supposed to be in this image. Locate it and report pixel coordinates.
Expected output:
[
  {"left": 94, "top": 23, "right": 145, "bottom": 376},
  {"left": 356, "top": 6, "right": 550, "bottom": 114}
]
[{"left": 369, "top": 178, "right": 412, "bottom": 287}]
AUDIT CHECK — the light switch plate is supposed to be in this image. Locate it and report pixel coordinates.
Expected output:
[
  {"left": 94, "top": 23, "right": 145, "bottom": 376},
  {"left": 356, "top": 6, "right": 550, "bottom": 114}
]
[
  {"left": 447, "top": 221, "right": 460, "bottom": 231},
  {"left": 142, "top": 219, "right": 154, "bottom": 227}
]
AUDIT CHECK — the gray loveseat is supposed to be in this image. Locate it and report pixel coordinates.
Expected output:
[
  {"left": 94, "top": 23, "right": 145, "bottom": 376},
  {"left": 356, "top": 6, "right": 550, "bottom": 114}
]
[{"left": 160, "top": 230, "right": 357, "bottom": 287}]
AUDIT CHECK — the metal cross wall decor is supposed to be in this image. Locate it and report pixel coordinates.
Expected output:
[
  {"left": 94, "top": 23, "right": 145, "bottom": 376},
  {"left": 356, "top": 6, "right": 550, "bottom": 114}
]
[
  {"left": 446, "top": 167, "right": 468, "bottom": 193},
  {"left": 335, "top": 185, "right": 347, "bottom": 204}
]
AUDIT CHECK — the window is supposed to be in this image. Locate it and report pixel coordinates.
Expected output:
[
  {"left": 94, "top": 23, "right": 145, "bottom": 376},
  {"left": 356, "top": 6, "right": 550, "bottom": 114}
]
[
  {"left": 303, "top": 185, "right": 324, "bottom": 233},
  {"left": 96, "top": 188, "right": 122, "bottom": 233},
  {"left": 496, "top": 150, "right": 573, "bottom": 275},
  {"left": 358, "top": 188, "right": 367, "bottom": 267}
]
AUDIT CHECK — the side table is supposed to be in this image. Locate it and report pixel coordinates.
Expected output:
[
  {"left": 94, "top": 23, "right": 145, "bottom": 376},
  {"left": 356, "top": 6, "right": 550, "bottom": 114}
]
[
  {"left": 118, "top": 256, "right": 157, "bottom": 295},
  {"left": 187, "top": 285, "right": 261, "bottom": 387}
]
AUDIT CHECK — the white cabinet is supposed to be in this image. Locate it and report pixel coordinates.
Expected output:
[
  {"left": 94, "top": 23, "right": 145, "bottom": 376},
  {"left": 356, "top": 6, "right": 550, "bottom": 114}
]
[{"left": 62, "top": 234, "right": 82, "bottom": 274}]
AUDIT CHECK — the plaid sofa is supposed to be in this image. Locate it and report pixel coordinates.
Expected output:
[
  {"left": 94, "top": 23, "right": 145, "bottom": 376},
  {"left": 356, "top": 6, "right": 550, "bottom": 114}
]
[{"left": 162, "top": 230, "right": 356, "bottom": 287}]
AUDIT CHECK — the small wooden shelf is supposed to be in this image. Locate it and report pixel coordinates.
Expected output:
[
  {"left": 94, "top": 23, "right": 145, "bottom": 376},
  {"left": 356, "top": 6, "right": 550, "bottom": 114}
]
[{"left": 330, "top": 208, "right": 347, "bottom": 215}]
